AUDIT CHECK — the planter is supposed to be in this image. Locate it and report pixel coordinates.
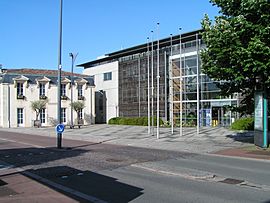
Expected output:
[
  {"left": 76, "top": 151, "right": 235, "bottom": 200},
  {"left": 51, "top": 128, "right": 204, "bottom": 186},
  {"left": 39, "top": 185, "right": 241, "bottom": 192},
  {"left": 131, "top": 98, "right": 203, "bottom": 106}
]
[
  {"left": 78, "top": 95, "right": 85, "bottom": 100},
  {"left": 61, "top": 95, "right": 68, "bottom": 100},
  {"left": 34, "top": 120, "right": 41, "bottom": 128},
  {"left": 17, "top": 95, "right": 25, "bottom": 100},
  {"left": 39, "top": 95, "right": 47, "bottom": 100}
]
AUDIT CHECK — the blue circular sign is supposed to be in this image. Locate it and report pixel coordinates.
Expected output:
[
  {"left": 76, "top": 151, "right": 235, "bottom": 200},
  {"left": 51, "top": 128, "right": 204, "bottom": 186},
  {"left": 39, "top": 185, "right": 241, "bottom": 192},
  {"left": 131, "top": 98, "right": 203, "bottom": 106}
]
[{"left": 56, "top": 124, "right": 65, "bottom": 133}]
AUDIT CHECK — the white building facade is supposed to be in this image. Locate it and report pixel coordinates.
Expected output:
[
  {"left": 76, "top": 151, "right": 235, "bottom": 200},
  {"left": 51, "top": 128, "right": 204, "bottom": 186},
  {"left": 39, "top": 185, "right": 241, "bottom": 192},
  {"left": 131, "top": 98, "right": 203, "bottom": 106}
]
[
  {"left": 0, "top": 69, "right": 95, "bottom": 128},
  {"left": 83, "top": 61, "right": 118, "bottom": 123}
]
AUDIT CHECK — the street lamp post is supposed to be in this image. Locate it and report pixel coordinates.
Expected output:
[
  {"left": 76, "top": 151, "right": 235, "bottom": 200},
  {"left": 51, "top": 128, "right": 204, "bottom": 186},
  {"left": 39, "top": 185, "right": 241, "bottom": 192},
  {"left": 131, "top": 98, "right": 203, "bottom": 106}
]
[
  {"left": 57, "top": 0, "right": 63, "bottom": 149},
  {"left": 69, "top": 52, "right": 78, "bottom": 129}
]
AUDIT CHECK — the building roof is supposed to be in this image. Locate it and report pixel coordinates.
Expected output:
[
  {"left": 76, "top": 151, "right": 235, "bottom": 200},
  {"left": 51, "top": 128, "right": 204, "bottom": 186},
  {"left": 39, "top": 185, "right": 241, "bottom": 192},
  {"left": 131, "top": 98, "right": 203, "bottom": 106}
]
[
  {"left": 78, "top": 29, "right": 203, "bottom": 68},
  {"left": 5, "top": 68, "right": 87, "bottom": 77},
  {"left": 0, "top": 68, "right": 95, "bottom": 86}
]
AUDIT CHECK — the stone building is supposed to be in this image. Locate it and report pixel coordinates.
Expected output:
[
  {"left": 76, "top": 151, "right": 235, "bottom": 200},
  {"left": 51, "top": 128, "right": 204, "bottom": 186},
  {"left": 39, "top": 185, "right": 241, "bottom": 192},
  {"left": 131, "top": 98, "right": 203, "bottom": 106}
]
[{"left": 0, "top": 68, "right": 95, "bottom": 128}]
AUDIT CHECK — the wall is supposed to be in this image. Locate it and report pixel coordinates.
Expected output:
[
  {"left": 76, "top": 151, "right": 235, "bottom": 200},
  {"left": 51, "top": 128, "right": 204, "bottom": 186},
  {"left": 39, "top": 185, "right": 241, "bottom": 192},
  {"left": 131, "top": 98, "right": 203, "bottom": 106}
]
[
  {"left": 83, "top": 61, "right": 118, "bottom": 123},
  {"left": 0, "top": 78, "right": 95, "bottom": 128}
]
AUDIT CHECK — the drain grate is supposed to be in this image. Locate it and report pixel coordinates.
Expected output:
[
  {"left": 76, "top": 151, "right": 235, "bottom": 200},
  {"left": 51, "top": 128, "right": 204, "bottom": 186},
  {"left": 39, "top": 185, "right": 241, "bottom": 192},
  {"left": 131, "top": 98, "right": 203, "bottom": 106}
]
[{"left": 219, "top": 178, "right": 244, "bottom": 185}]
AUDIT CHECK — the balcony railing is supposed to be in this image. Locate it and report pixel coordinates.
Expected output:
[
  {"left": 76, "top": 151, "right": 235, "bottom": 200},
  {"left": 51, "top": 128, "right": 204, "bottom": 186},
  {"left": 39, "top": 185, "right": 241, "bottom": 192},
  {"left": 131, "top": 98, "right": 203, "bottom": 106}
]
[
  {"left": 78, "top": 95, "right": 85, "bottom": 100},
  {"left": 17, "top": 94, "right": 25, "bottom": 100},
  {"left": 39, "top": 95, "right": 47, "bottom": 100},
  {"left": 61, "top": 95, "right": 69, "bottom": 100}
]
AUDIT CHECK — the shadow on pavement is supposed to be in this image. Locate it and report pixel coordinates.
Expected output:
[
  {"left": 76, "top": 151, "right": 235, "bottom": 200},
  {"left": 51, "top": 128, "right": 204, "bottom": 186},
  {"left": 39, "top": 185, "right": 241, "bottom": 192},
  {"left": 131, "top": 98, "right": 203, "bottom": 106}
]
[
  {"left": 26, "top": 166, "right": 144, "bottom": 203},
  {"left": 226, "top": 132, "right": 254, "bottom": 144},
  {"left": 0, "top": 147, "right": 89, "bottom": 168}
]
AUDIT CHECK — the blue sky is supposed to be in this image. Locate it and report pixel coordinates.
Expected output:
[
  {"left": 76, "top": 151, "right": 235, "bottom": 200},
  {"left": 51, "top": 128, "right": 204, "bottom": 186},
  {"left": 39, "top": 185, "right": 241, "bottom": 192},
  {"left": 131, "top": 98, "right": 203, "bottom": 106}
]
[{"left": 0, "top": 0, "right": 219, "bottom": 73}]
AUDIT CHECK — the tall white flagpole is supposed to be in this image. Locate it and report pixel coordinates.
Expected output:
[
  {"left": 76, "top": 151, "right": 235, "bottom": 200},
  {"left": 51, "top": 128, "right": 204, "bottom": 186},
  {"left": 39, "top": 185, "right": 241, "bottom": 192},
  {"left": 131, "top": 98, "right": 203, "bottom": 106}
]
[
  {"left": 156, "top": 22, "right": 160, "bottom": 139},
  {"left": 179, "top": 28, "right": 183, "bottom": 137},
  {"left": 147, "top": 37, "right": 151, "bottom": 134},
  {"left": 196, "top": 33, "right": 200, "bottom": 136},
  {"left": 151, "top": 30, "right": 154, "bottom": 135},
  {"left": 170, "top": 34, "right": 174, "bottom": 135}
]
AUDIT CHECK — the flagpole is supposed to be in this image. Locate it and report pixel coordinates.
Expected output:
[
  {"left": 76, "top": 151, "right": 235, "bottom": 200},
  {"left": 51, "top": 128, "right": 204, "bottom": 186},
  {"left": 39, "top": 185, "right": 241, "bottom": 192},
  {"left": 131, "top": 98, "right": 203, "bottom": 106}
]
[
  {"left": 156, "top": 22, "right": 160, "bottom": 139},
  {"left": 147, "top": 37, "right": 151, "bottom": 134},
  {"left": 196, "top": 33, "right": 200, "bottom": 135},
  {"left": 170, "top": 34, "right": 174, "bottom": 135},
  {"left": 151, "top": 30, "right": 154, "bottom": 135},
  {"left": 179, "top": 28, "right": 183, "bottom": 137}
]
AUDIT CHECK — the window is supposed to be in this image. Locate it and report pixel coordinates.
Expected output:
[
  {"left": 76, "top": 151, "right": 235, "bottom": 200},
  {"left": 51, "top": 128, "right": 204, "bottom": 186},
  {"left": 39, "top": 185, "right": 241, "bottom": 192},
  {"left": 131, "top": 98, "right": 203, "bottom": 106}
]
[
  {"left": 39, "top": 83, "right": 46, "bottom": 96},
  {"left": 61, "top": 84, "right": 66, "bottom": 96},
  {"left": 78, "top": 109, "right": 83, "bottom": 120},
  {"left": 17, "top": 108, "right": 23, "bottom": 125},
  {"left": 17, "top": 82, "right": 24, "bottom": 99},
  {"left": 61, "top": 108, "right": 66, "bottom": 123},
  {"left": 40, "top": 108, "right": 46, "bottom": 124},
  {"left": 104, "top": 72, "right": 112, "bottom": 81},
  {"left": 78, "top": 85, "right": 83, "bottom": 97}
]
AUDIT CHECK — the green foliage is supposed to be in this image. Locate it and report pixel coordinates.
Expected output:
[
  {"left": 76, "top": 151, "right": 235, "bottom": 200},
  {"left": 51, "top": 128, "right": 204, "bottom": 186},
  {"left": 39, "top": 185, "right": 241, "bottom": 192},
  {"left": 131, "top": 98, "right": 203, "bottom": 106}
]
[
  {"left": 201, "top": 0, "right": 270, "bottom": 115},
  {"left": 108, "top": 117, "right": 164, "bottom": 126},
  {"left": 231, "top": 117, "right": 254, "bottom": 130},
  {"left": 70, "top": 101, "right": 85, "bottom": 112},
  {"left": 31, "top": 99, "right": 48, "bottom": 120},
  {"left": 70, "top": 101, "right": 85, "bottom": 124}
]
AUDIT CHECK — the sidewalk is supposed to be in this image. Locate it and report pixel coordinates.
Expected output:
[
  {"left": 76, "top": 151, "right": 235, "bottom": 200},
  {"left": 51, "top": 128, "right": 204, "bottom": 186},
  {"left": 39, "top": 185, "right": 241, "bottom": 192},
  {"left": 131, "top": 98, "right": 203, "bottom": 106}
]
[
  {"left": 0, "top": 161, "right": 79, "bottom": 203},
  {"left": 0, "top": 125, "right": 270, "bottom": 202},
  {"left": 2, "top": 124, "right": 268, "bottom": 160}
]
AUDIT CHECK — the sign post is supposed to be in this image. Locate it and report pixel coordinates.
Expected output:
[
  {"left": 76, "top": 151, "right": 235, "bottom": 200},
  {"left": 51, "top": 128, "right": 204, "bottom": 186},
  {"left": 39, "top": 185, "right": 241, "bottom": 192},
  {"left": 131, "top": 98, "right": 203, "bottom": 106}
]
[
  {"left": 56, "top": 124, "right": 65, "bottom": 148},
  {"left": 254, "top": 91, "right": 268, "bottom": 148}
]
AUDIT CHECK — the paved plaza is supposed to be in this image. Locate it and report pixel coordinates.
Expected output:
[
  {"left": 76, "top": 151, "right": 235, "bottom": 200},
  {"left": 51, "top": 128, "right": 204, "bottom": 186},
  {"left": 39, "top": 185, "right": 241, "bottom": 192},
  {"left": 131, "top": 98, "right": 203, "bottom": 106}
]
[{"left": 1, "top": 124, "right": 253, "bottom": 154}]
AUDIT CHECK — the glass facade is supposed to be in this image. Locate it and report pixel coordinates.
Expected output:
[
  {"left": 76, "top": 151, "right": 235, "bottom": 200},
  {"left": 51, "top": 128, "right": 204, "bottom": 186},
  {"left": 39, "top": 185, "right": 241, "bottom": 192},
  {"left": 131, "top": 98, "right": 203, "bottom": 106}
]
[
  {"left": 119, "top": 51, "right": 168, "bottom": 118},
  {"left": 117, "top": 34, "right": 238, "bottom": 127},
  {"left": 170, "top": 39, "right": 238, "bottom": 127},
  {"left": 83, "top": 30, "right": 239, "bottom": 127}
]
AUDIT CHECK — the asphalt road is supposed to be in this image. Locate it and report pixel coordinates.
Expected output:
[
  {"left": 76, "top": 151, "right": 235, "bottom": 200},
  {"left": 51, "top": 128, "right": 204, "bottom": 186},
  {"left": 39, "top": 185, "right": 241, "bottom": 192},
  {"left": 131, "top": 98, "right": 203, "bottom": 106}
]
[{"left": 0, "top": 130, "right": 269, "bottom": 203}]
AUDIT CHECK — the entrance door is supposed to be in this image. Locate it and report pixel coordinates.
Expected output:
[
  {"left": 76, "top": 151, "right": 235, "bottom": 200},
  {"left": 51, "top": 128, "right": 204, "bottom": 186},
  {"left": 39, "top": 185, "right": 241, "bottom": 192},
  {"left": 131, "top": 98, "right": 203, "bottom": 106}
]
[
  {"left": 95, "top": 91, "right": 107, "bottom": 124},
  {"left": 212, "top": 107, "right": 221, "bottom": 127},
  {"left": 17, "top": 108, "right": 24, "bottom": 127}
]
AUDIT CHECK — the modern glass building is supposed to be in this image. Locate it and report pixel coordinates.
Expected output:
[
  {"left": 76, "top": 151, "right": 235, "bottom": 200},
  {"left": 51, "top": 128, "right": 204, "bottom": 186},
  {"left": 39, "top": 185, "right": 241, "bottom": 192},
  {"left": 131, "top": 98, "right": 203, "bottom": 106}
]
[{"left": 79, "top": 29, "right": 239, "bottom": 127}]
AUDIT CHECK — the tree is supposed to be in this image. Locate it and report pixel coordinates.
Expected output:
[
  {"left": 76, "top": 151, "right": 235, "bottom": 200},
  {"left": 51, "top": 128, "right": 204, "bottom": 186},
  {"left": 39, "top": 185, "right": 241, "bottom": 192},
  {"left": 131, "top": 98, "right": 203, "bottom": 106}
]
[
  {"left": 70, "top": 101, "right": 85, "bottom": 125},
  {"left": 201, "top": 0, "right": 270, "bottom": 115},
  {"left": 31, "top": 100, "right": 48, "bottom": 127}
]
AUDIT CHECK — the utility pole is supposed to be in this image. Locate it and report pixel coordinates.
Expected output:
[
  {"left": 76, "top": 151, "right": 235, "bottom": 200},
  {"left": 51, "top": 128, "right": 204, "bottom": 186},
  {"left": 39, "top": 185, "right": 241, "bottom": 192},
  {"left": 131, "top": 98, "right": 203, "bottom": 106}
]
[{"left": 69, "top": 52, "right": 78, "bottom": 129}]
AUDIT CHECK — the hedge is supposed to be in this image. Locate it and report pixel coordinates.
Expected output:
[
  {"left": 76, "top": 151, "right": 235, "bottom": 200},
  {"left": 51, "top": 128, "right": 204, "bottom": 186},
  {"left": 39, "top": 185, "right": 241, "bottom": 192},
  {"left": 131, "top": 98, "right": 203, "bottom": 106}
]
[
  {"left": 231, "top": 117, "right": 254, "bottom": 131},
  {"left": 108, "top": 117, "right": 164, "bottom": 126}
]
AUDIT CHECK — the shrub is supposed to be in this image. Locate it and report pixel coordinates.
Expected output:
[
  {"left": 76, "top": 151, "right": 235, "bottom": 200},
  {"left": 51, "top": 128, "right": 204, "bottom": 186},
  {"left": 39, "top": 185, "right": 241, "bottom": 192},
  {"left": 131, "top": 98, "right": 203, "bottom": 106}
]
[
  {"left": 231, "top": 117, "right": 254, "bottom": 131},
  {"left": 108, "top": 117, "right": 164, "bottom": 126},
  {"left": 108, "top": 117, "right": 120, "bottom": 124}
]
